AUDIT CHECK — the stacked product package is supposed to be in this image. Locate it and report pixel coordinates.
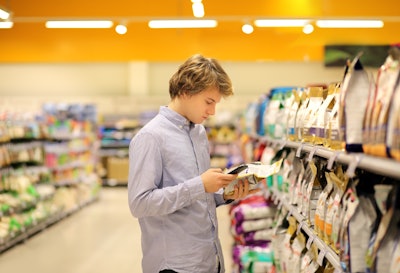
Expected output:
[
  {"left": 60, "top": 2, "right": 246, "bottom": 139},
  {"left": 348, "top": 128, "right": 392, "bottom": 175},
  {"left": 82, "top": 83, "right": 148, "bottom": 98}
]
[{"left": 229, "top": 193, "right": 277, "bottom": 273}]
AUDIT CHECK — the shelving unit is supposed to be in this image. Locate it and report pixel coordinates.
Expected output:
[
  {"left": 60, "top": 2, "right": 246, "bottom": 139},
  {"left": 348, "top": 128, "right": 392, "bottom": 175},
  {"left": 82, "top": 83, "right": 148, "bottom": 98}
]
[
  {"left": 206, "top": 123, "right": 243, "bottom": 169},
  {"left": 0, "top": 196, "right": 97, "bottom": 253},
  {"left": 253, "top": 135, "right": 400, "bottom": 273},
  {"left": 259, "top": 137, "right": 400, "bottom": 180},
  {"left": 98, "top": 114, "right": 143, "bottom": 186},
  {"left": 270, "top": 188, "right": 341, "bottom": 271},
  {"left": 0, "top": 104, "right": 101, "bottom": 253}
]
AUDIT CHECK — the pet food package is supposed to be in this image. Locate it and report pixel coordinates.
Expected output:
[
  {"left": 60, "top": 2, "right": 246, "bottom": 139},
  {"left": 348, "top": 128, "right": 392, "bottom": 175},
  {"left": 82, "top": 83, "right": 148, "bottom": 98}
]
[
  {"left": 302, "top": 87, "right": 325, "bottom": 144},
  {"left": 304, "top": 161, "right": 322, "bottom": 227},
  {"left": 263, "top": 88, "right": 287, "bottom": 139},
  {"left": 366, "top": 186, "right": 400, "bottom": 273},
  {"left": 327, "top": 169, "right": 349, "bottom": 251},
  {"left": 323, "top": 82, "right": 344, "bottom": 150},
  {"left": 295, "top": 89, "right": 310, "bottom": 142},
  {"left": 287, "top": 233, "right": 306, "bottom": 273},
  {"left": 224, "top": 159, "right": 283, "bottom": 195},
  {"left": 338, "top": 186, "right": 360, "bottom": 272},
  {"left": 390, "top": 235, "right": 400, "bottom": 273},
  {"left": 339, "top": 54, "right": 371, "bottom": 152},
  {"left": 348, "top": 195, "right": 378, "bottom": 272},
  {"left": 387, "top": 79, "right": 400, "bottom": 161},
  {"left": 287, "top": 88, "right": 303, "bottom": 141},
  {"left": 232, "top": 244, "right": 274, "bottom": 273},
  {"left": 365, "top": 54, "right": 400, "bottom": 157}
]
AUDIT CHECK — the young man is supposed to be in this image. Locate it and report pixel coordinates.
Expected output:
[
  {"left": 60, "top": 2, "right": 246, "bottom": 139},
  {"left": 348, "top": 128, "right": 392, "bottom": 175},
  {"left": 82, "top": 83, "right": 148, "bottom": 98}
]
[{"left": 128, "top": 54, "right": 257, "bottom": 273}]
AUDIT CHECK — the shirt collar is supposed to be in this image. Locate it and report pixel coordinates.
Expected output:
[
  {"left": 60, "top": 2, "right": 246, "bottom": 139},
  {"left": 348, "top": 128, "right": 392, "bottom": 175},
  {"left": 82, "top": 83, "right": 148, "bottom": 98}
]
[{"left": 159, "top": 106, "right": 193, "bottom": 129}]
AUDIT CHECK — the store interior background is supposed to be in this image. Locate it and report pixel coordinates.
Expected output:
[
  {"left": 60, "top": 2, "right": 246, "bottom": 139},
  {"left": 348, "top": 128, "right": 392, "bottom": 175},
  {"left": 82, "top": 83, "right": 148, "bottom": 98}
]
[
  {"left": 1, "top": 0, "right": 398, "bottom": 119},
  {"left": 0, "top": 1, "right": 399, "bottom": 272}
]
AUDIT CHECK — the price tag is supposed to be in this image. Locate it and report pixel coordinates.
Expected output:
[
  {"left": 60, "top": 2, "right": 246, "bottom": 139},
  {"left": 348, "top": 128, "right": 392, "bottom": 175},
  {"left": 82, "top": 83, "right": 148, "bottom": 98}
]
[
  {"left": 317, "top": 248, "right": 326, "bottom": 266},
  {"left": 306, "top": 234, "right": 314, "bottom": 249},
  {"left": 277, "top": 201, "right": 283, "bottom": 210},
  {"left": 297, "top": 220, "right": 305, "bottom": 234},
  {"left": 345, "top": 154, "right": 363, "bottom": 178},
  {"left": 278, "top": 140, "right": 287, "bottom": 150},
  {"left": 327, "top": 151, "right": 341, "bottom": 170},
  {"left": 296, "top": 144, "right": 303, "bottom": 158},
  {"left": 286, "top": 208, "right": 293, "bottom": 220},
  {"left": 307, "top": 147, "right": 318, "bottom": 162}
]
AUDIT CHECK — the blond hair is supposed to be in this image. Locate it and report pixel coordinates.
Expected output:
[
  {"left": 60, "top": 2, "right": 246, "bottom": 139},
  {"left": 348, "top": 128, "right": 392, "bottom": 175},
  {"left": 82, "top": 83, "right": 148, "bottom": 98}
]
[{"left": 169, "top": 54, "right": 233, "bottom": 99}]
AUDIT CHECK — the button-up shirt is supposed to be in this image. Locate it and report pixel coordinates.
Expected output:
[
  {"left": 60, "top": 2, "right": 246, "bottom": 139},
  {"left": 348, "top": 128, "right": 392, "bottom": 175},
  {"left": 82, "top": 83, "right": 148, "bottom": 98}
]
[{"left": 128, "top": 106, "right": 226, "bottom": 273}]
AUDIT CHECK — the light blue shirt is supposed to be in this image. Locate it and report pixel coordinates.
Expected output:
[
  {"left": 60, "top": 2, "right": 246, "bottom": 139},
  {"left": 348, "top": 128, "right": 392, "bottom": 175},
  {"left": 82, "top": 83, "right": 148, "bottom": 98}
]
[{"left": 128, "top": 106, "right": 226, "bottom": 273}]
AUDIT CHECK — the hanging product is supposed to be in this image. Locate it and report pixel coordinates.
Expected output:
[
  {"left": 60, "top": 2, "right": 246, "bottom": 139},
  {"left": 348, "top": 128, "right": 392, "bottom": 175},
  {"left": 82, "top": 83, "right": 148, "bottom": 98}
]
[
  {"left": 302, "top": 86, "right": 325, "bottom": 144},
  {"left": 386, "top": 48, "right": 400, "bottom": 161},
  {"left": 295, "top": 89, "right": 310, "bottom": 142},
  {"left": 286, "top": 88, "right": 303, "bottom": 142},
  {"left": 323, "top": 83, "right": 344, "bottom": 150},
  {"left": 364, "top": 50, "right": 400, "bottom": 157},
  {"left": 339, "top": 53, "right": 371, "bottom": 153}
]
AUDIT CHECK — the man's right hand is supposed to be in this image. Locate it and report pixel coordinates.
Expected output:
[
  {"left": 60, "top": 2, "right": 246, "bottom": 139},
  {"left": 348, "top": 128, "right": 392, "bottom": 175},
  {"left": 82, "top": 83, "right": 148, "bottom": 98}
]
[{"left": 201, "top": 168, "right": 238, "bottom": 193}]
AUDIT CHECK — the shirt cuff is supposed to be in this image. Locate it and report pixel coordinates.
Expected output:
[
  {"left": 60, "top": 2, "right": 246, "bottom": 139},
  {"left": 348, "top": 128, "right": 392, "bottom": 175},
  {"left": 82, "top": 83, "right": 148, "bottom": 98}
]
[
  {"left": 186, "top": 176, "right": 205, "bottom": 200},
  {"left": 214, "top": 189, "right": 231, "bottom": 206}
]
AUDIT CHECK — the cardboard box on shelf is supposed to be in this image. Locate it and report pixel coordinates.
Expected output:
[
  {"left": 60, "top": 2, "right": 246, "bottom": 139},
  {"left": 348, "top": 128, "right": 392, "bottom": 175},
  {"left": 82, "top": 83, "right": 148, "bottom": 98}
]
[{"left": 106, "top": 157, "right": 129, "bottom": 185}]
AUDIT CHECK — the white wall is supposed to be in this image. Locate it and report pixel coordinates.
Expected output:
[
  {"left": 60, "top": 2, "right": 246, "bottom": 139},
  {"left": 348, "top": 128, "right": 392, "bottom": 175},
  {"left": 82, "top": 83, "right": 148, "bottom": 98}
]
[{"left": 0, "top": 61, "right": 347, "bottom": 118}]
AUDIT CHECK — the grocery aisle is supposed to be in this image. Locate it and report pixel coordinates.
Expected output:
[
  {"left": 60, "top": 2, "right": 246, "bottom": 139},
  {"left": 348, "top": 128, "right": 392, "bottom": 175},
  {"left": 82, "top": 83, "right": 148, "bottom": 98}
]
[{"left": 0, "top": 188, "right": 234, "bottom": 273}]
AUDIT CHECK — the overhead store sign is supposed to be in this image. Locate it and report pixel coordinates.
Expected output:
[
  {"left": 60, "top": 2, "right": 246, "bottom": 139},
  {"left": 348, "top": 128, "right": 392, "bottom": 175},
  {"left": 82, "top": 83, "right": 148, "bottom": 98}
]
[{"left": 324, "top": 45, "right": 391, "bottom": 67}]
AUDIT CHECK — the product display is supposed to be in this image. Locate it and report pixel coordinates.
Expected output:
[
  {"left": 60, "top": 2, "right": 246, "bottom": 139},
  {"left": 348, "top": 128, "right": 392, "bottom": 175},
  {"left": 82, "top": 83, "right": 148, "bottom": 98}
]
[
  {"left": 229, "top": 193, "right": 276, "bottom": 273},
  {"left": 228, "top": 48, "right": 400, "bottom": 273},
  {"left": 98, "top": 113, "right": 154, "bottom": 185},
  {"left": 0, "top": 104, "right": 101, "bottom": 253},
  {"left": 224, "top": 160, "right": 283, "bottom": 195}
]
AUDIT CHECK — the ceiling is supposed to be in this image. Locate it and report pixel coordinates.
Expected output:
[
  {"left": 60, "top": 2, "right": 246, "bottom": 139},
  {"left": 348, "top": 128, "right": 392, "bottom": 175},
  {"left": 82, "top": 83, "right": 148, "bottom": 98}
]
[{"left": 1, "top": 0, "right": 399, "bottom": 62}]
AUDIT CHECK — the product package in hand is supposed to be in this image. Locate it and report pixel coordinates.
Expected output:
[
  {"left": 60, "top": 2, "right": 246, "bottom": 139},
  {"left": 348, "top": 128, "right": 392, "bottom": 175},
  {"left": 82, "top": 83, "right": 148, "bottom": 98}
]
[{"left": 224, "top": 159, "right": 283, "bottom": 195}]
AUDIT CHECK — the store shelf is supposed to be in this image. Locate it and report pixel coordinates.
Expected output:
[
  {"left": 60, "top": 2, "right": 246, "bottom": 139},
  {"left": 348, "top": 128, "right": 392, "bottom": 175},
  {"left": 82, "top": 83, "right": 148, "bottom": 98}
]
[
  {"left": 0, "top": 196, "right": 99, "bottom": 253},
  {"left": 256, "top": 135, "right": 400, "bottom": 273},
  {"left": 259, "top": 137, "right": 400, "bottom": 180},
  {"left": 270, "top": 188, "right": 342, "bottom": 272}
]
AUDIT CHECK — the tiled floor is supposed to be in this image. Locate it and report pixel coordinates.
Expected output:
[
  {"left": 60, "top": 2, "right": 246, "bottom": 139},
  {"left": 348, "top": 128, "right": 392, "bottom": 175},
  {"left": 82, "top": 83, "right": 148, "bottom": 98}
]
[{"left": 0, "top": 187, "right": 234, "bottom": 273}]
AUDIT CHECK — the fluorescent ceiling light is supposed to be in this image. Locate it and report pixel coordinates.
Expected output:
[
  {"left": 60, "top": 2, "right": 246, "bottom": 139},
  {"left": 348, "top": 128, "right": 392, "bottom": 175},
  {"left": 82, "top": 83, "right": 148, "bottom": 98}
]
[
  {"left": 148, "top": 19, "right": 217, "bottom": 29},
  {"left": 316, "top": 20, "right": 384, "bottom": 28},
  {"left": 45, "top": 20, "right": 114, "bottom": 28},
  {"left": 0, "top": 7, "right": 10, "bottom": 20},
  {"left": 0, "top": 21, "right": 13, "bottom": 28},
  {"left": 254, "top": 19, "right": 310, "bottom": 27}
]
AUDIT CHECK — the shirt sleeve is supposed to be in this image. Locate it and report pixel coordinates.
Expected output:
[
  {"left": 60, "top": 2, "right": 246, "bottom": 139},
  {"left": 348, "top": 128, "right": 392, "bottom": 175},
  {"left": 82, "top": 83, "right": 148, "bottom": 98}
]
[
  {"left": 128, "top": 132, "right": 205, "bottom": 218},
  {"left": 214, "top": 189, "right": 230, "bottom": 207}
]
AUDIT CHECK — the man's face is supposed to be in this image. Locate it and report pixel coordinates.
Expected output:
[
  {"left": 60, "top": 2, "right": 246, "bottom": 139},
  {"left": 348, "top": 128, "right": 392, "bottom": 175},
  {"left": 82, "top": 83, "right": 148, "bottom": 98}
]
[{"left": 181, "top": 86, "right": 222, "bottom": 124}]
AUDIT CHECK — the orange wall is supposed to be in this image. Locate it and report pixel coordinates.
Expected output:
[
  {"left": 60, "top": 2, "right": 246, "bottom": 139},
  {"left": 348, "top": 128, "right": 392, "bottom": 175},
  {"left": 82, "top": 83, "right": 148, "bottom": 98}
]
[{"left": 1, "top": 0, "right": 399, "bottom": 62}]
